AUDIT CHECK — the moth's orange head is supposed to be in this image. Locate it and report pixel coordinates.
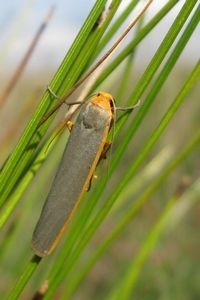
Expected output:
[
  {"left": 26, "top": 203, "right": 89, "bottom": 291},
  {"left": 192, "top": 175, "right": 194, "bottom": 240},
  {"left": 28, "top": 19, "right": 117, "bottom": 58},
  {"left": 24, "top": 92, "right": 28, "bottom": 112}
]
[{"left": 91, "top": 91, "right": 115, "bottom": 114}]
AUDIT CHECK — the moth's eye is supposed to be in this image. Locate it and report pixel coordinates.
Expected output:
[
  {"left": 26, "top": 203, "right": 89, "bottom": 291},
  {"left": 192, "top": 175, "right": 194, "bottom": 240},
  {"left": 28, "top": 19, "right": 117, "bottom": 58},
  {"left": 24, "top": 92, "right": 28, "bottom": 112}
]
[
  {"left": 97, "top": 92, "right": 101, "bottom": 97},
  {"left": 109, "top": 98, "right": 115, "bottom": 108}
]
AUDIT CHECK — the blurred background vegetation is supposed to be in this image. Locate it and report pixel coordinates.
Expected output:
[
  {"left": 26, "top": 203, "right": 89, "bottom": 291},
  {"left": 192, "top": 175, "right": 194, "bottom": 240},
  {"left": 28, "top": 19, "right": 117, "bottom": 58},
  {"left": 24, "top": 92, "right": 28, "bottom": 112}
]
[{"left": 0, "top": 1, "right": 199, "bottom": 299}]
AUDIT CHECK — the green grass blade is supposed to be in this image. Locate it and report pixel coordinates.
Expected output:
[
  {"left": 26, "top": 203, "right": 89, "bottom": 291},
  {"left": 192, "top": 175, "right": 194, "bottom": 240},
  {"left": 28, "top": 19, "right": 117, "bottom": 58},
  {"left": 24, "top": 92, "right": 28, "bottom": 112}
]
[
  {"left": 93, "top": 0, "right": 180, "bottom": 88},
  {"left": 92, "top": 0, "right": 139, "bottom": 58},
  {"left": 7, "top": 255, "right": 41, "bottom": 300},
  {"left": 2, "top": 1, "right": 198, "bottom": 299},
  {"left": 0, "top": 130, "right": 61, "bottom": 229},
  {"left": 110, "top": 1, "right": 200, "bottom": 174},
  {"left": 0, "top": 0, "right": 108, "bottom": 205},
  {"left": 58, "top": 148, "right": 174, "bottom": 298},
  {"left": 42, "top": 52, "right": 200, "bottom": 300},
  {"left": 111, "top": 177, "right": 200, "bottom": 300}
]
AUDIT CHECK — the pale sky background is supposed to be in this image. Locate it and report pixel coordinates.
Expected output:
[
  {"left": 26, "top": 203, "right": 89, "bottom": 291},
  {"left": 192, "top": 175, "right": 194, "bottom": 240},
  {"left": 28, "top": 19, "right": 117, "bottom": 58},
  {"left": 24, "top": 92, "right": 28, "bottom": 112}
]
[{"left": 0, "top": 0, "right": 199, "bottom": 76}]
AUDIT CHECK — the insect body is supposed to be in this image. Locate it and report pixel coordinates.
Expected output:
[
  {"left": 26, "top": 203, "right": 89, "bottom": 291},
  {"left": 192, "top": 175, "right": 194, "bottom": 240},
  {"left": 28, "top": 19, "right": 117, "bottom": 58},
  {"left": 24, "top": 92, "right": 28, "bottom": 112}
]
[{"left": 32, "top": 92, "right": 115, "bottom": 257}]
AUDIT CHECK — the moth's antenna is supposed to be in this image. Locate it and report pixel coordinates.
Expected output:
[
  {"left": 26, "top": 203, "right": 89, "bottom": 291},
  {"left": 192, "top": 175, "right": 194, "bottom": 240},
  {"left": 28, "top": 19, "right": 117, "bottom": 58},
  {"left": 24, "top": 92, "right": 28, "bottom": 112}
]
[{"left": 116, "top": 99, "right": 141, "bottom": 111}]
